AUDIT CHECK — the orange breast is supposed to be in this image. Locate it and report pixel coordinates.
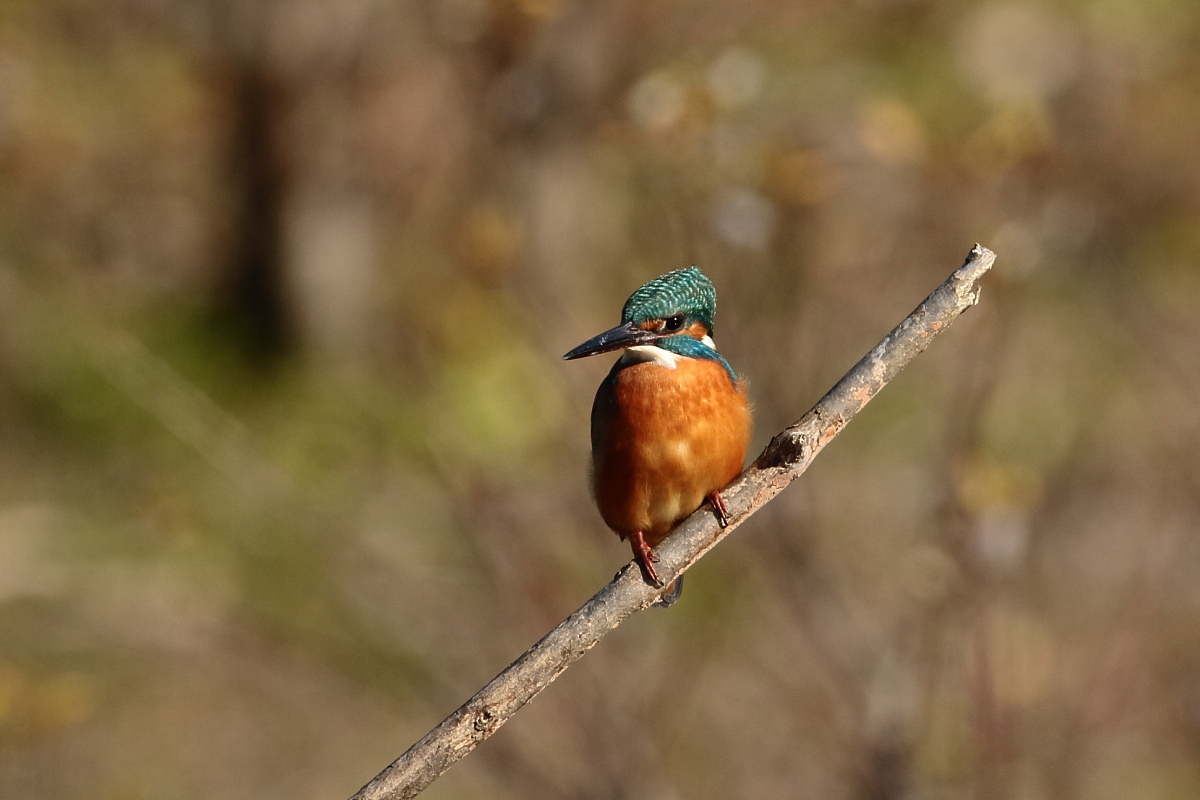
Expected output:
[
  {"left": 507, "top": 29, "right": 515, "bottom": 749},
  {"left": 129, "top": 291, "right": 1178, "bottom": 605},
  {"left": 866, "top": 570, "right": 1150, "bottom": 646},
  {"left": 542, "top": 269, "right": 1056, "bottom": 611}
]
[{"left": 590, "top": 356, "right": 752, "bottom": 546}]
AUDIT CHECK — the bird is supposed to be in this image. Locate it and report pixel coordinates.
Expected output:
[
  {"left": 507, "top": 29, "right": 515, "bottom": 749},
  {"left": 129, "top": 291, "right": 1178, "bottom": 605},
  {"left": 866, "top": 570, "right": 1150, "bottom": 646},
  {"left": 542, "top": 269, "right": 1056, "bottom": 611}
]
[{"left": 563, "top": 267, "right": 752, "bottom": 604}]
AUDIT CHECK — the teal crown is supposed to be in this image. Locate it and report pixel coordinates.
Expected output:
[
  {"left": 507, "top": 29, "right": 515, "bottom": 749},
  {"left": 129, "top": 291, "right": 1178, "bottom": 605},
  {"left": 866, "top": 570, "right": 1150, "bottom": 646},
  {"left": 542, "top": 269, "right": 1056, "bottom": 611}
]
[
  {"left": 619, "top": 267, "right": 736, "bottom": 383},
  {"left": 621, "top": 266, "right": 716, "bottom": 333}
]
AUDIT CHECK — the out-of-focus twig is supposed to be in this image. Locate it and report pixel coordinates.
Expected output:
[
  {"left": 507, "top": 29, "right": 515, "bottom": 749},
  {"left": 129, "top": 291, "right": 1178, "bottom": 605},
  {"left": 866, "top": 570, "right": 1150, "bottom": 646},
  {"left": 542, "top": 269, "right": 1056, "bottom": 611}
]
[{"left": 349, "top": 245, "right": 997, "bottom": 800}]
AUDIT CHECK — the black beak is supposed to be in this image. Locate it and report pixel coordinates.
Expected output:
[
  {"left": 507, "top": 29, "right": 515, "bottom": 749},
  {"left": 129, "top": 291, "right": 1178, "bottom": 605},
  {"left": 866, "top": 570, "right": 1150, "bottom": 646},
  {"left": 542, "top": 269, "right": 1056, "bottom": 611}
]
[{"left": 562, "top": 320, "right": 658, "bottom": 360}]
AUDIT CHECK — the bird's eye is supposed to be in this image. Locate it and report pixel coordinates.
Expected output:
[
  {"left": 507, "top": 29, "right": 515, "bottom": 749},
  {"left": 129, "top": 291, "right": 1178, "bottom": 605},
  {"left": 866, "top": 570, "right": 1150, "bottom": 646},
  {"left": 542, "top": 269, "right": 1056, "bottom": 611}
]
[{"left": 663, "top": 315, "right": 685, "bottom": 332}]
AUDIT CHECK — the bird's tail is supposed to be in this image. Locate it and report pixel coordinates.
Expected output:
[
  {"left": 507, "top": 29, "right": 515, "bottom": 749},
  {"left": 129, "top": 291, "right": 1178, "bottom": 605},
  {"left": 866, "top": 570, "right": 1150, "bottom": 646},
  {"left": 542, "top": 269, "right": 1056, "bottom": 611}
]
[{"left": 652, "top": 575, "right": 684, "bottom": 608}]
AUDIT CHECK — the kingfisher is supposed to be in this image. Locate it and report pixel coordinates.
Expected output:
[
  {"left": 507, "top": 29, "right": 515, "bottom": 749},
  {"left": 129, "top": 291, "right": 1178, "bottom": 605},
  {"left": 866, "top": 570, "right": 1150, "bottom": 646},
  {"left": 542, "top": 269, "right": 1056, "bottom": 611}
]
[{"left": 563, "top": 267, "right": 752, "bottom": 604}]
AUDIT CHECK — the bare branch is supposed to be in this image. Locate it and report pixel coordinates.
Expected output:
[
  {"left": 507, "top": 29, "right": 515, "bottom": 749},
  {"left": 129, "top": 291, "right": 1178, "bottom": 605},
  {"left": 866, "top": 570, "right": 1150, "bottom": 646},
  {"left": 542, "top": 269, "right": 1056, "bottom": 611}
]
[{"left": 349, "top": 245, "right": 997, "bottom": 800}]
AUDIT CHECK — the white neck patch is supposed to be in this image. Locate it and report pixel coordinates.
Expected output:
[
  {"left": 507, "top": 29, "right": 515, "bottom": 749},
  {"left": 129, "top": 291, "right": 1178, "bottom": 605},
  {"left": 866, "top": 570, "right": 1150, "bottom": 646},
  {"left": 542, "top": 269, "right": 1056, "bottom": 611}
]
[
  {"left": 620, "top": 336, "right": 719, "bottom": 370},
  {"left": 621, "top": 345, "right": 678, "bottom": 369}
]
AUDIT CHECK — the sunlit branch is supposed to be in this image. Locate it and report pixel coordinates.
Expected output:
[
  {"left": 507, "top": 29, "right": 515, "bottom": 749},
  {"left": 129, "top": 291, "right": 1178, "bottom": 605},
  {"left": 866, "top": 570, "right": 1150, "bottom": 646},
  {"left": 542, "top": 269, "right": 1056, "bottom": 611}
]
[{"left": 349, "top": 244, "right": 997, "bottom": 800}]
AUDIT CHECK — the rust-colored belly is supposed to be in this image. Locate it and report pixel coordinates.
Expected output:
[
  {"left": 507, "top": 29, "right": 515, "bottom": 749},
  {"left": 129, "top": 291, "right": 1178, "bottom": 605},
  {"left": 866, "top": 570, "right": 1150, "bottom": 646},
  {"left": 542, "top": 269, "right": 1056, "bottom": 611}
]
[{"left": 591, "top": 357, "right": 751, "bottom": 547}]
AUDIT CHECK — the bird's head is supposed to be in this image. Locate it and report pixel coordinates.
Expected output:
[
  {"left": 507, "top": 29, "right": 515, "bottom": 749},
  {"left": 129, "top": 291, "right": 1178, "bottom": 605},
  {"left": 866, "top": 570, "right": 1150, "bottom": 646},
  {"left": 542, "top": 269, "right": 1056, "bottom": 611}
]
[{"left": 562, "top": 267, "right": 717, "bottom": 361}]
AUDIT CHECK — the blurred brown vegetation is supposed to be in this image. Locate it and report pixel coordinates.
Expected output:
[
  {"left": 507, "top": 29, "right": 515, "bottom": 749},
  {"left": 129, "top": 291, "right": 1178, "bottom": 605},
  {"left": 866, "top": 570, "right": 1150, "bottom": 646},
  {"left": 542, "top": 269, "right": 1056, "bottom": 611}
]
[{"left": 2, "top": 0, "right": 1200, "bottom": 798}]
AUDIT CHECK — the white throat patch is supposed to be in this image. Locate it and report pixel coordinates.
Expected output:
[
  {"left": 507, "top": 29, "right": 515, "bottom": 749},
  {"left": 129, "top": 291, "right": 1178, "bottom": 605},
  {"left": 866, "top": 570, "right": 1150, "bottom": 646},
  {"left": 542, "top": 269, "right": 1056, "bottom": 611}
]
[
  {"left": 620, "top": 336, "right": 718, "bottom": 370},
  {"left": 621, "top": 345, "right": 678, "bottom": 369}
]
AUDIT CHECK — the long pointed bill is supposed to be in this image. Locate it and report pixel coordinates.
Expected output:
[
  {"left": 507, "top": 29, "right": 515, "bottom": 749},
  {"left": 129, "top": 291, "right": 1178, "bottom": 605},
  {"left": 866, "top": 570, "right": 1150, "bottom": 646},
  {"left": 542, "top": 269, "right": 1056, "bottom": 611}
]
[{"left": 562, "top": 320, "right": 658, "bottom": 360}]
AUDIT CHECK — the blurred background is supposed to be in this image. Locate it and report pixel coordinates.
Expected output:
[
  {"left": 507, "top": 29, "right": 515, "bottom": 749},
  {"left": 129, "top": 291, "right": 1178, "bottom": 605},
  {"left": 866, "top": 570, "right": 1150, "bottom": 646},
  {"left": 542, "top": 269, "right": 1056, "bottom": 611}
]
[{"left": 3, "top": 0, "right": 1200, "bottom": 798}]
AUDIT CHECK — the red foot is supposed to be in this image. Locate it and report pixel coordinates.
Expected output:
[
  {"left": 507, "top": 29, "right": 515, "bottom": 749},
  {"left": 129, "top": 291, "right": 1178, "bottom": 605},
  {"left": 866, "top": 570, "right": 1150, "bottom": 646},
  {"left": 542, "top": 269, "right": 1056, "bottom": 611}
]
[
  {"left": 629, "top": 530, "right": 662, "bottom": 586},
  {"left": 707, "top": 490, "right": 731, "bottom": 527}
]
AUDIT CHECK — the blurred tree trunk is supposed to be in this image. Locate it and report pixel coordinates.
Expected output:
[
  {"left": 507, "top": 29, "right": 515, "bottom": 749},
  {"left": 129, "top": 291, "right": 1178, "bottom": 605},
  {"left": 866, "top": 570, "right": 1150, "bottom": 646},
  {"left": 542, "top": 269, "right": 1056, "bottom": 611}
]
[{"left": 219, "top": 55, "right": 293, "bottom": 366}]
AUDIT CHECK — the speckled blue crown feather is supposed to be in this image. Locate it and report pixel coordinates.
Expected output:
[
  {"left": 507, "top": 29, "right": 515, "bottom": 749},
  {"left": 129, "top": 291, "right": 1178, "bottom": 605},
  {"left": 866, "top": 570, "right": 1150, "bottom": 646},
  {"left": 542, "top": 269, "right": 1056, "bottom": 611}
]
[{"left": 621, "top": 267, "right": 716, "bottom": 332}]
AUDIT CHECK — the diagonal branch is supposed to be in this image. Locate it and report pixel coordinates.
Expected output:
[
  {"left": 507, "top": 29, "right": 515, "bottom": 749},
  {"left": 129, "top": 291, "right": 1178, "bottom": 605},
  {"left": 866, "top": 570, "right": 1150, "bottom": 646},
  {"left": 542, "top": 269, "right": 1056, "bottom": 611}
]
[{"left": 349, "top": 244, "right": 997, "bottom": 800}]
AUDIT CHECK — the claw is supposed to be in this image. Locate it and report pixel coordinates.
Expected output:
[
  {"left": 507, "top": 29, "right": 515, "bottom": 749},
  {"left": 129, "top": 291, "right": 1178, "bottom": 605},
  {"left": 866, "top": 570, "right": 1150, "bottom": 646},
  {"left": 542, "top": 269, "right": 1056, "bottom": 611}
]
[
  {"left": 707, "top": 490, "right": 731, "bottom": 528},
  {"left": 629, "top": 530, "right": 662, "bottom": 586}
]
